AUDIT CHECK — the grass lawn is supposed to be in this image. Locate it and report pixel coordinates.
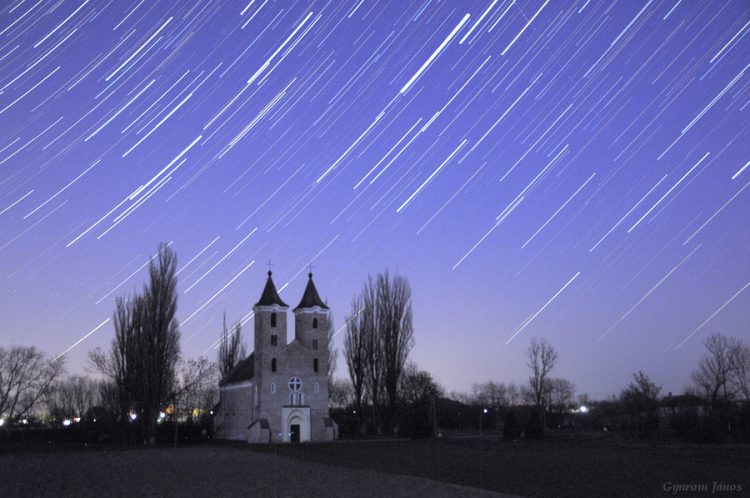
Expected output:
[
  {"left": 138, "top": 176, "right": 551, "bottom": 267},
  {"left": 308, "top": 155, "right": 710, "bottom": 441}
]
[{"left": 247, "top": 432, "right": 750, "bottom": 497}]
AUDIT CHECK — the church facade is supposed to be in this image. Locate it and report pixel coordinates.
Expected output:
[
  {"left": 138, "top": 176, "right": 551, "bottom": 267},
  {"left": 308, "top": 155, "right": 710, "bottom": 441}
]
[{"left": 214, "top": 271, "right": 336, "bottom": 443}]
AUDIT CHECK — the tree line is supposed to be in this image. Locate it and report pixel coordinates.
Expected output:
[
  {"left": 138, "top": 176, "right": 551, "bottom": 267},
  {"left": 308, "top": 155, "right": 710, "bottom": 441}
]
[
  {"left": 342, "top": 271, "right": 415, "bottom": 436},
  {"left": 2, "top": 246, "right": 748, "bottom": 445}
]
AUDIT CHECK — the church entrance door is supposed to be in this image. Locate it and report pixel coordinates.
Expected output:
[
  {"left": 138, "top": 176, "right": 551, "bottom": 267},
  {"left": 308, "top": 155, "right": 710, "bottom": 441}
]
[{"left": 290, "top": 424, "right": 300, "bottom": 443}]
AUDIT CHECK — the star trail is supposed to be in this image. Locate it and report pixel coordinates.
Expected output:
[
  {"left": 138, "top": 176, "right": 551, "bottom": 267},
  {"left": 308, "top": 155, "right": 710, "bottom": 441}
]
[{"left": 1, "top": 0, "right": 748, "bottom": 397}]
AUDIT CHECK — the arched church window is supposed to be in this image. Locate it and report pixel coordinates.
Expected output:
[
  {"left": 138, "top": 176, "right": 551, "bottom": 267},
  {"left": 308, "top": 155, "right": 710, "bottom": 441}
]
[
  {"left": 312, "top": 318, "right": 318, "bottom": 329},
  {"left": 271, "top": 313, "right": 277, "bottom": 327},
  {"left": 271, "top": 358, "right": 277, "bottom": 372},
  {"left": 312, "top": 339, "right": 318, "bottom": 350},
  {"left": 271, "top": 335, "right": 277, "bottom": 346},
  {"left": 288, "top": 377, "right": 301, "bottom": 404},
  {"left": 270, "top": 383, "right": 276, "bottom": 394},
  {"left": 314, "top": 382, "right": 319, "bottom": 393},
  {"left": 313, "top": 358, "right": 319, "bottom": 373}
]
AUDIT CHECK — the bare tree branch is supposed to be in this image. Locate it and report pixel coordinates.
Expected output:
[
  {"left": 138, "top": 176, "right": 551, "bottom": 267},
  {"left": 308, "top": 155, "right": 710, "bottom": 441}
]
[{"left": 0, "top": 346, "right": 64, "bottom": 423}]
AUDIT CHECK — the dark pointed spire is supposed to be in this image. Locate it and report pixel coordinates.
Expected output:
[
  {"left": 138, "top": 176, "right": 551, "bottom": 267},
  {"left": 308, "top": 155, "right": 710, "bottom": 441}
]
[
  {"left": 294, "top": 273, "right": 329, "bottom": 311},
  {"left": 255, "top": 271, "right": 288, "bottom": 307}
]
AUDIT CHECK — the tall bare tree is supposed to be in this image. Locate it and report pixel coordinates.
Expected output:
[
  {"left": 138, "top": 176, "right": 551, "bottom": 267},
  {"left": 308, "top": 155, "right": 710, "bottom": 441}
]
[
  {"left": 90, "top": 294, "right": 142, "bottom": 422},
  {"left": 218, "top": 313, "right": 245, "bottom": 380},
  {"left": 691, "top": 333, "right": 739, "bottom": 410},
  {"left": 345, "top": 272, "right": 415, "bottom": 435},
  {"left": 378, "top": 272, "right": 414, "bottom": 433},
  {"left": 0, "top": 346, "right": 64, "bottom": 423},
  {"left": 344, "top": 296, "right": 366, "bottom": 431},
  {"left": 527, "top": 337, "right": 558, "bottom": 425},
  {"left": 729, "top": 342, "right": 750, "bottom": 401},
  {"left": 90, "top": 244, "right": 181, "bottom": 445},
  {"left": 362, "top": 276, "right": 385, "bottom": 432}
]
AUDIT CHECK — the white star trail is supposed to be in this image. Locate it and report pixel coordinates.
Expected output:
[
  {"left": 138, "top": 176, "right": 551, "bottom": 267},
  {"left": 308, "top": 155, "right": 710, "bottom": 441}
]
[
  {"left": 400, "top": 13, "right": 471, "bottom": 94},
  {"left": 53, "top": 318, "right": 111, "bottom": 362},
  {"left": 505, "top": 271, "right": 581, "bottom": 344},
  {"left": 675, "top": 280, "right": 750, "bottom": 349}
]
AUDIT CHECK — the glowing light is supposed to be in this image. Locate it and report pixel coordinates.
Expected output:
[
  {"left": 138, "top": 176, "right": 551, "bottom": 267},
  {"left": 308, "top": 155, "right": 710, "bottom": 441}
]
[
  {"left": 579, "top": 406, "right": 589, "bottom": 414},
  {"left": 63, "top": 419, "right": 72, "bottom": 426},
  {"left": 129, "top": 412, "right": 137, "bottom": 421}
]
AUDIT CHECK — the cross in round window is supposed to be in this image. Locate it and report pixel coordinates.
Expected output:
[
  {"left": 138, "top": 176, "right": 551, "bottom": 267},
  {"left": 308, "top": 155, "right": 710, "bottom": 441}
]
[{"left": 288, "top": 377, "right": 301, "bottom": 391}]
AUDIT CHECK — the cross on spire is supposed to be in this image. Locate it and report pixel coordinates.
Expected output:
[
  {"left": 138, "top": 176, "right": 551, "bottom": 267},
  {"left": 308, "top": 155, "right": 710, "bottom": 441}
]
[
  {"left": 307, "top": 262, "right": 314, "bottom": 275},
  {"left": 266, "top": 259, "right": 273, "bottom": 273}
]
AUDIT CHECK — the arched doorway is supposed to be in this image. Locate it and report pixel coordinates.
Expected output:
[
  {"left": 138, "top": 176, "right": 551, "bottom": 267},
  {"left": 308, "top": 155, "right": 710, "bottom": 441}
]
[
  {"left": 289, "top": 415, "right": 303, "bottom": 443},
  {"left": 283, "top": 407, "right": 310, "bottom": 442}
]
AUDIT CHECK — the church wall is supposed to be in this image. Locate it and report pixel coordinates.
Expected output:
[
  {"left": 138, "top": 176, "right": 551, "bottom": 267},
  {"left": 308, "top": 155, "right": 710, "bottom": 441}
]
[{"left": 285, "top": 322, "right": 330, "bottom": 441}]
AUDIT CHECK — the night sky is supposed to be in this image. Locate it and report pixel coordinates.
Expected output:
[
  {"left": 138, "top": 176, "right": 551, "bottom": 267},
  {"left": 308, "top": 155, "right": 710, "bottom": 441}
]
[{"left": 1, "top": 0, "right": 749, "bottom": 398}]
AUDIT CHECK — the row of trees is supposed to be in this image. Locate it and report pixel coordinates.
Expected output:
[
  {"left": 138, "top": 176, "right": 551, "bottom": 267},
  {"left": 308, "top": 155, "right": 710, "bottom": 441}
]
[
  {"left": 344, "top": 272, "right": 414, "bottom": 436},
  {"left": 336, "top": 328, "right": 749, "bottom": 442},
  {"left": 456, "top": 338, "right": 573, "bottom": 439}
]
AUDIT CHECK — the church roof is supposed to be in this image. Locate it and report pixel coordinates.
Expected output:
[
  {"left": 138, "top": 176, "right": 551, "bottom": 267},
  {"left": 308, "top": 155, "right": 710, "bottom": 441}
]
[
  {"left": 294, "top": 273, "right": 329, "bottom": 311},
  {"left": 255, "top": 271, "right": 288, "bottom": 307},
  {"left": 220, "top": 352, "right": 254, "bottom": 386}
]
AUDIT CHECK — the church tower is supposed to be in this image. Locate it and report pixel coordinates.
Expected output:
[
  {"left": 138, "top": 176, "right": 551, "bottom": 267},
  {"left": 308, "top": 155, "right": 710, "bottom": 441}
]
[
  {"left": 291, "top": 272, "right": 331, "bottom": 441},
  {"left": 294, "top": 272, "right": 330, "bottom": 351},
  {"left": 253, "top": 271, "right": 288, "bottom": 398}
]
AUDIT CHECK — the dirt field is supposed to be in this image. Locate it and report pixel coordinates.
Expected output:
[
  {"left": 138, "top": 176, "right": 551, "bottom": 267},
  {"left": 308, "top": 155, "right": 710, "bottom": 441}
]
[{"left": 0, "top": 444, "right": 510, "bottom": 497}]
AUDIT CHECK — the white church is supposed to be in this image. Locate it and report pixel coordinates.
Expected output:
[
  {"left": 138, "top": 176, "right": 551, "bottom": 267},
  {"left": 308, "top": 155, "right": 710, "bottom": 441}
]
[{"left": 213, "top": 271, "right": 336, "bottom": 443}]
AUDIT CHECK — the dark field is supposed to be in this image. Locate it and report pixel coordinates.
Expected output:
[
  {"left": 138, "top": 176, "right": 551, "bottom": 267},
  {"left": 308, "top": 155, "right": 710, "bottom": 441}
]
[
  {"left": 250, "top": 433, "right": 750, "bottom": 498},
  {"left": 0, "top": 443, "right": 503, "bottom": 498},
  {"left": 1, "top": 434, "right": 748, "bottom": 497}
]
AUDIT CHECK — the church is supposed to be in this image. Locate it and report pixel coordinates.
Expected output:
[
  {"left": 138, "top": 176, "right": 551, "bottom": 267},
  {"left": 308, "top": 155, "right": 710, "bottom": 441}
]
[{"left": 213, "top": 271, "right": 336, "bottom": 443}]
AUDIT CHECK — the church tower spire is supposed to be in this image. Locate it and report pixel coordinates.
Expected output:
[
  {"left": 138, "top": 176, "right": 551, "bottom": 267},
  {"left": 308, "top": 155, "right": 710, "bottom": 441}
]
[
  {"left": 256, "top": 271, "right": 288, "bottom": 307},
  {"left": 294, "top": 273, "right": 329, "bottom": 311}
]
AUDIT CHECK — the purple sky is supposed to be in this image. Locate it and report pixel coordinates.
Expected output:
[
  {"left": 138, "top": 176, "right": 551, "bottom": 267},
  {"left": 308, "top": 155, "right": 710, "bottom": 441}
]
[{"left": 1, "top": 0, "right": 749, "bottom": 398}]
